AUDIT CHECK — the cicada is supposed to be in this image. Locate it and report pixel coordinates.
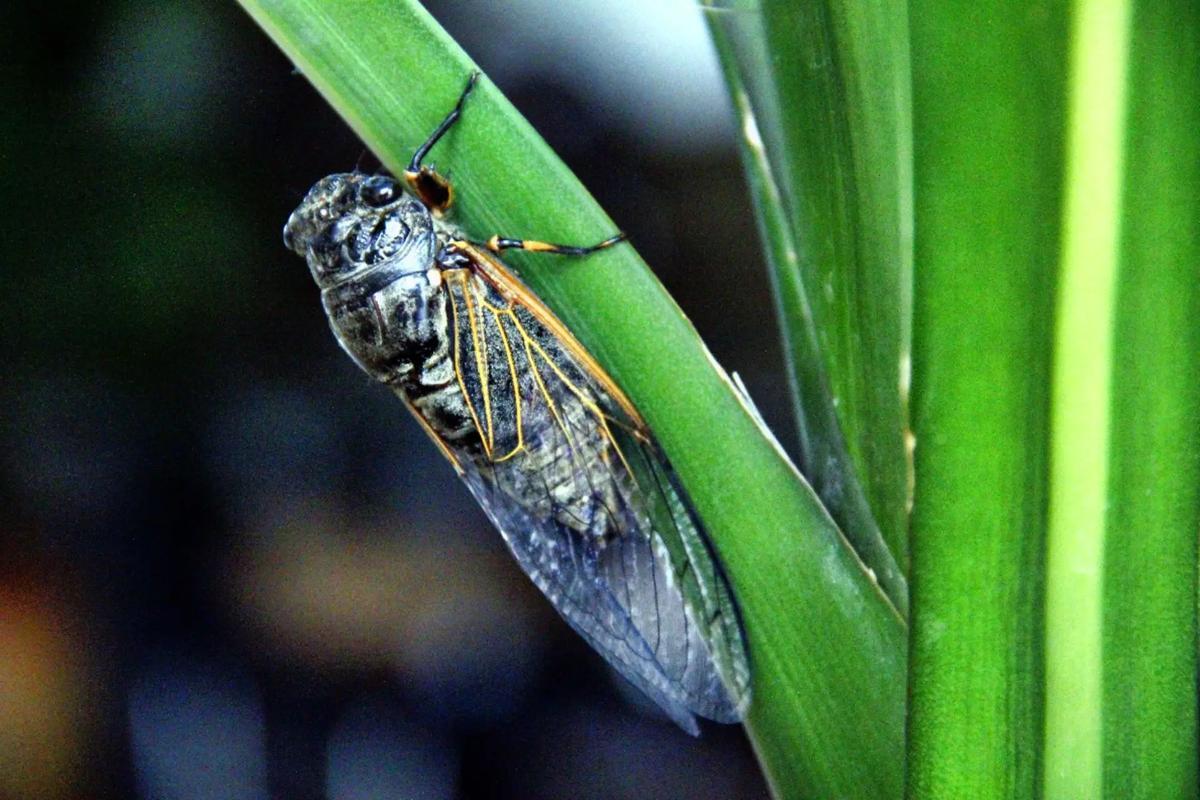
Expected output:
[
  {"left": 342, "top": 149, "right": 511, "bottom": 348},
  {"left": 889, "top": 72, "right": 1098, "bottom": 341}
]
[{"left": 283, "top": 73, "right": 750, "bottom": 733}]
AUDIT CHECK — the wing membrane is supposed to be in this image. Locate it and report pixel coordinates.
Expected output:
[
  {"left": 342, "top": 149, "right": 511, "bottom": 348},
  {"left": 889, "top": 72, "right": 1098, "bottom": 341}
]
[{"left": 442, "top": 252, "right": 750, "bottom": 731}]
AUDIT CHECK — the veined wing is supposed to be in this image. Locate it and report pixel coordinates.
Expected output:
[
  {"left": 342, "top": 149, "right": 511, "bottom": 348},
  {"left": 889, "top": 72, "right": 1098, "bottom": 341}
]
[{"left": 440, "top": 247, "right": 750, "bottom": 732}]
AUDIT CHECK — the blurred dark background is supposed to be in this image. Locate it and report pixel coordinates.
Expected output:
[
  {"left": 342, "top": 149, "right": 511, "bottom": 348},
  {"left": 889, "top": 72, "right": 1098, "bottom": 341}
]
[{"left": 1, "top": 1, "right": 791, "bottom": 797}]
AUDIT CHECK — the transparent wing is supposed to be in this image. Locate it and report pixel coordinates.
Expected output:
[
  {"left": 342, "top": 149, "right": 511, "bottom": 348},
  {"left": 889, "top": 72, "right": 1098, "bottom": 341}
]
[{"left": 442, "top": 260, "right": 750, "bottom": 732}]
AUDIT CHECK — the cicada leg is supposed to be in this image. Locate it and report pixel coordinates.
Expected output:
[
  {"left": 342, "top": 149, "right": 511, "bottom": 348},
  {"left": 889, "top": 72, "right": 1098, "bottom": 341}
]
[
  {"left": 403, "top": 71, "right": 480, "bottom": 213},
  {"left": 483, "top": 233, "right": 628, "bottom": 256}
]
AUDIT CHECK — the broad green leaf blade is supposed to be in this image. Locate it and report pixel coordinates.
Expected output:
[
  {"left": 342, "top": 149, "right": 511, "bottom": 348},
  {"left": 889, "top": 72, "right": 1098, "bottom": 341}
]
[
  {"left": 1046, "top": 3, "right": 1200, "bottom": 795},
  {"left": 907, "top": 2, "right": 1069, "bottom": 796},
  {"left": 1099, "top": 1, "right": 1200, "bottom": 795},
  {"left": 703, "top": 0, "right": 911, "bottom": 619},
  {"left": 237, "top": 2, "right": 907, "bottom": 797},
  {"left": 1042, "top": 2, "right": 1130, "bottom": 794}
]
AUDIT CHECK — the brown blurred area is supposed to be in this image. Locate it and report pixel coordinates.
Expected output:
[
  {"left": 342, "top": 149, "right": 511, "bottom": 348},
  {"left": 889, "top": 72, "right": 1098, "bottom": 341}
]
[{"left": 1, "top": 1, "right": 790, "bottom": 797}]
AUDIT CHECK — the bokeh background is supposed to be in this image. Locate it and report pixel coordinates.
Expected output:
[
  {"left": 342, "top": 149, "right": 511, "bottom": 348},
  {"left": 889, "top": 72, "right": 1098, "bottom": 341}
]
[{"left": 2, "top": 1, "right": 793, "bottom": 797}]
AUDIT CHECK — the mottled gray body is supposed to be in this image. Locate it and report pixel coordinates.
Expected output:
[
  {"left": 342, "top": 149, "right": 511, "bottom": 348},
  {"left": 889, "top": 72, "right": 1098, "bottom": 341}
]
[{"left": 285, "top": 172, "right": 749, "bottom": 733}]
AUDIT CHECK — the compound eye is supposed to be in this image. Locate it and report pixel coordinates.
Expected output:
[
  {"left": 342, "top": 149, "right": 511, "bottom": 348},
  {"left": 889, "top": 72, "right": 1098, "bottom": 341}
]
[{"left": 361, "top": 176, "right": 398, "bottom": 208}]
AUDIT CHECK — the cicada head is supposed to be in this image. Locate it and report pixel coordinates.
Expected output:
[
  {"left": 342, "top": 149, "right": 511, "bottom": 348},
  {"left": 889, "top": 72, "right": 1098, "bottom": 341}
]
[{"left": 284, "top": 172, "right": 436, "bottom": 290}]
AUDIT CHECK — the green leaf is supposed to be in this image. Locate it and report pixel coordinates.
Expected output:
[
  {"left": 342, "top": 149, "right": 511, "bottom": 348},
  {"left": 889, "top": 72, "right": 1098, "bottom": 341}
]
[
  {"left": 1092, "top": 1, "right": 1200, "bottom": 795},
  {"left": 906, "top": 2, "right": 1068, "bottom": 796},
  {"left": 1042, "top": 3, "right": 1132, "bottom": 793},
  {"left": 237, "top": 1, "right": 907, "bottom": 797},
  {"left": 703, "top": 0, "right": 911, "bottom": 619},
  {"left": 909, "top": 1, "right": 1200, "bottom": 797},
  {"left": 1040, "top": 2, "right": 1200, "bottom": 795}
]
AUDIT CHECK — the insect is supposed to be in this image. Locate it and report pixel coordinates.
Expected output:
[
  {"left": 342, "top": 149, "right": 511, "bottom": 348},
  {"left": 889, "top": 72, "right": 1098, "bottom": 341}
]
[{"left": 283, "top": 73, "right": 750, "bottom": 733}]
